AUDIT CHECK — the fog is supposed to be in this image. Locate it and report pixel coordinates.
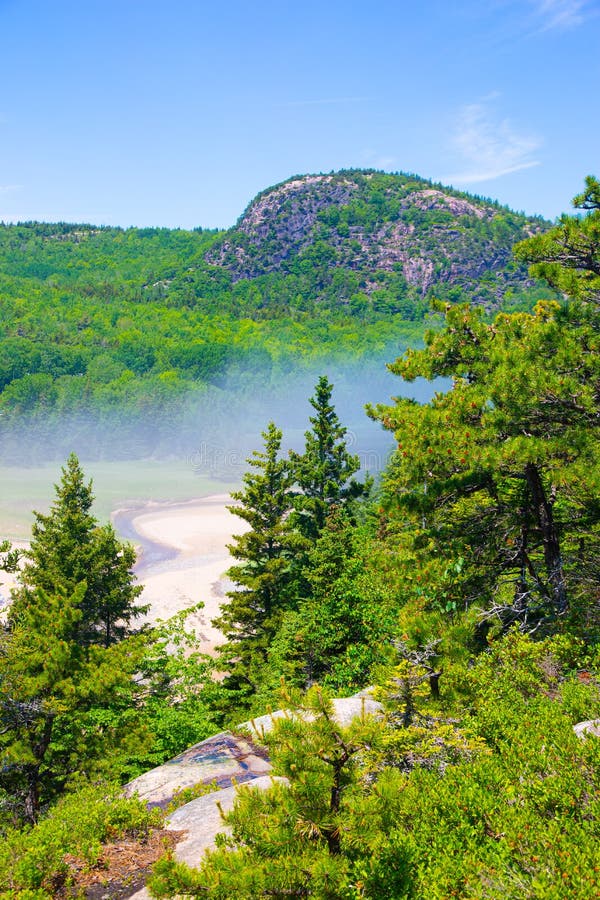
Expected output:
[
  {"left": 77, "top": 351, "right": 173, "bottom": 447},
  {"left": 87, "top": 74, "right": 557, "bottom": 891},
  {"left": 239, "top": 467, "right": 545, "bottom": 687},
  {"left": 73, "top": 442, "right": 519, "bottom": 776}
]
[{"left": 0, "top": 357, "right": 447, "bottom": 480}]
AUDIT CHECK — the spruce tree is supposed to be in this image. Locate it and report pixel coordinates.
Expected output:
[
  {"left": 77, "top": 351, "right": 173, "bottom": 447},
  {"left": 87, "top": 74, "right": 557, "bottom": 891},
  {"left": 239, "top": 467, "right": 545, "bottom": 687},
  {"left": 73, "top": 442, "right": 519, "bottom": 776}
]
[
  {"left": 213, "top": 423, "right": 297, "bottom": 700},
  {"left": 0, "top": 583, "right": 149, "bottom": 823},
  {"left": 11, "top": 453, "right": 146, "bottom": 648},
  {"left": 289, "top": 375, "right": 368, "bottom": 542}
]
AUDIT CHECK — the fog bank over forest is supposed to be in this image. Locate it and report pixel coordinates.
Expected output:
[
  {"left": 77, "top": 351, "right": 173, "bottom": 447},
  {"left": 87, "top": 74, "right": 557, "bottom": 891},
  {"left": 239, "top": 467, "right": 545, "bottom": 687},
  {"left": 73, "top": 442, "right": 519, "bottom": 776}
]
[{"left": 0, "top": 357, "right": 444, "bottom": 476}]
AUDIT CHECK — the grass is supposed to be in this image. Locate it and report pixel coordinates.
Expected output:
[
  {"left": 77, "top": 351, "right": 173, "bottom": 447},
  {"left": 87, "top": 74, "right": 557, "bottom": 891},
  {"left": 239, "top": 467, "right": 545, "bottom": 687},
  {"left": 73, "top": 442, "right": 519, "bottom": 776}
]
[{"left": 0, "top": 459, "right": 235, "bottom": 539}]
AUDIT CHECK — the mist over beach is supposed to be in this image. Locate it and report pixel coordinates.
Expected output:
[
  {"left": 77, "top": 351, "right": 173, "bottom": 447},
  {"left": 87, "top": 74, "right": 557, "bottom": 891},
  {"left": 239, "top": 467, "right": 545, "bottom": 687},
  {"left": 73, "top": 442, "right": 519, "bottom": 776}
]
[
  {"left": 0, "top": 362, "right": 440, "bottom": 638},
  {"left": 0, "top": 360, "right": 442, "bottom": 626}
]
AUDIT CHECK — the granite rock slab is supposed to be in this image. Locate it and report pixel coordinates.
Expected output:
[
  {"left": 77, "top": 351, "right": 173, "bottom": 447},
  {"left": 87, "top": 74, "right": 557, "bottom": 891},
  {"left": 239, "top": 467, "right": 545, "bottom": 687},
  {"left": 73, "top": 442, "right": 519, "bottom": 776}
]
[
  {"left": 125, "top": 690, "right": 382, "bottom": 896},
  {"left": 573, "top": 718, "right": 600, "bottom": 739},
  {"left": 125, "top": 730, "right": 271, "bottom": 809}
]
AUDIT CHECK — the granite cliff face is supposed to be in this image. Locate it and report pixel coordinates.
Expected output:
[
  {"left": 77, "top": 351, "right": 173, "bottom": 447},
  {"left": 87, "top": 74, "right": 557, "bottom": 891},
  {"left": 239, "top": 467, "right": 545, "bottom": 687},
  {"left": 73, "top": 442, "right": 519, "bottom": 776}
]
[{"left": 206, "top": 170, "right": 547, "bottom": 310}]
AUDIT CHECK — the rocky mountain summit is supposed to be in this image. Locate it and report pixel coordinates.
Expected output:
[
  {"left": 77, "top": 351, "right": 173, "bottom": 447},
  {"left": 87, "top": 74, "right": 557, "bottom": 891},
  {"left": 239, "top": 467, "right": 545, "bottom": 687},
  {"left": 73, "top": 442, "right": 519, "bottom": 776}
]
[{"left": 206, "top": 170, "right": 549, "bottom": 311}]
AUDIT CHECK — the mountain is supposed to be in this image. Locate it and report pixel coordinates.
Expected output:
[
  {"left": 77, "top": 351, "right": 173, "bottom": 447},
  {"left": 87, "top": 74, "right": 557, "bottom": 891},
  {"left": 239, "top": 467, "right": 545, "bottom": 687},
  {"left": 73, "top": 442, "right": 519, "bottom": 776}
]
[
  {"left": 0, "top": 170, "right": 556, "bottom": 462},
  {"left": 205, "top": 170, "right": 550, "bottom": 314}
]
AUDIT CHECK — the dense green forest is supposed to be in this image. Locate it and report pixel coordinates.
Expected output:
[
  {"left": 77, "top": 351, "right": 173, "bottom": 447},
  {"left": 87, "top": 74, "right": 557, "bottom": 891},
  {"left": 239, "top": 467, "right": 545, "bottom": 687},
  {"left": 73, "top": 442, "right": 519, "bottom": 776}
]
[
  {"left": 0, "top": 176, "right": 598, "bottom": 898},
  {"left": 0, "top": 170, "right": 556, "bottom": 463}
]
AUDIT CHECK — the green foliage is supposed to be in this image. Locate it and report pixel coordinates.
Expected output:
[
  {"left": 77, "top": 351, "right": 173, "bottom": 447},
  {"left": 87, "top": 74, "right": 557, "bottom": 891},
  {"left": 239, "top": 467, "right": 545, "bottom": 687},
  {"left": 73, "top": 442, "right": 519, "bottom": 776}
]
[
  {"left": 0, "top": 581, "right": 150, "bottom": 823},
  {"left": 0, "top": 171, "right": 554, "bottom": 462},
  {"left": 0, "top": 782, "right": 161, "bottom": 898},
  {"left": 3, "top": 177, "right": 600, "bottom": 897},
  {"left": 150, "top": 638, "right": 600, "bottom": 900},
  {"left": 11, "top": 452, "right": 147, "bottom": 647},
  {"left": 290, "top": 375, "right": 369, "bottom": 541},
  {"left": 210, "top": 171, "right": 549, "bottom": 315},
  {"left": 213, "top": 384, "right": 375, "bottom": 715},
  {"left": 0, "top": 539, "right": 19, "bottom": 576},
  {"left": 165, "top": 780, "right": 217, "bottom": 814},
  {"left": 149, "top": 685, "right": 382, "bottom": 899},
  {"left": 259, "top": 513, "right": 397, "bottom": 700},
  {"left": 212, "top": 422, "right": 299, "bottom": 706},
  {"left": 134, "top": 606, "right": 219, "bottom": 770},
  {"left": 369, "top": 299, "right": 600, "bottom": 636},
  {"left": 515, "top": 174, "right": 600, "bottom": 304},
  {"left": 1, "top": 455, "right": 152, "bottom": 822}
]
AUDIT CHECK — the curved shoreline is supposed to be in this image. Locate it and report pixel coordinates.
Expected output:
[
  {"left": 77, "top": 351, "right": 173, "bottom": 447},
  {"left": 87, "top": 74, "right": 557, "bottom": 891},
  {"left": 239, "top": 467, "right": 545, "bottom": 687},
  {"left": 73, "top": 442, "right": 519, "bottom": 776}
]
[
  {"left": 113, "top": 504, "right": 179, "bottom": 574},
  {"left": 112, "top": 494, "right": 244, "bottom": 654},
  {"left": 112, "top": 496, "right": 234, "bottom": 576}
]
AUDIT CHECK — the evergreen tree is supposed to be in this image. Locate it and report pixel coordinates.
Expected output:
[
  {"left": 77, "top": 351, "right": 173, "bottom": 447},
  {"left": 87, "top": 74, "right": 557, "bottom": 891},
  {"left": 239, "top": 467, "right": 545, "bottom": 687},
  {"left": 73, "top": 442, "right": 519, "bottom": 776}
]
[
  {"left": 259, "top": 510, "right": 396, "bottom": 698},
  {"left": 369, "top": 302, "right": 600, "bottom": 634},
  {"left": 149, "top": 640, "right": 600, "bottom": 900},
  {"left": 290, "top": 375, "right": 368, "bottom": 542},
  {"left": 213, "top": 423, "right": 297, "bottom": 702},
  {"left": 0, "top": 584, "right": 149, "bottom": 823},
  {"left": 0, "top": 540, "right": 19, "bottom": 575},
  {"left": 12, "top": 453, "right": 146, "bottom": 648},
  {"left": 149, "top": 685, "right": 382, "bottom": 900},
  {"left": 514, "top": 174, "right": 600, "bottom": 304}
]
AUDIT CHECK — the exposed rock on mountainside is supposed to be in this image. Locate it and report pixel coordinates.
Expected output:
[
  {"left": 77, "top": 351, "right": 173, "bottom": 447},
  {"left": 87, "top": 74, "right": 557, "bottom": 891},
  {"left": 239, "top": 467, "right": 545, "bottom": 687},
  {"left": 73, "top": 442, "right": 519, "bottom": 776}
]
[{"left": 207, "top": 170, "right": 548, "bottom": 310}]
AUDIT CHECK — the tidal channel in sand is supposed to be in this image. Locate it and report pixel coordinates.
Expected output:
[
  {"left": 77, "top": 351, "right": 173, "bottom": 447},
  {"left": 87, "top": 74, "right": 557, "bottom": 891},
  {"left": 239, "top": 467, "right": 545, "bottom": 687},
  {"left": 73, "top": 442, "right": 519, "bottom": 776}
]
[{"left": 113, "top": 495, "right": 246, "bottom": 655}]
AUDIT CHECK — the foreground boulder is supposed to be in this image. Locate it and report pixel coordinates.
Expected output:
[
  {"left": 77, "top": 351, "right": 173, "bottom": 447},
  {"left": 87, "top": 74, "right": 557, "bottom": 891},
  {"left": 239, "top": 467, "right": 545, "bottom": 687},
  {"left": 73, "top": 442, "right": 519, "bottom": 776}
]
[
  {"left": 573, "top": 719, "right": 600, "bottom": 739},
  {"left": 125, "top": 691, "right": 382, "bottom": 897}
]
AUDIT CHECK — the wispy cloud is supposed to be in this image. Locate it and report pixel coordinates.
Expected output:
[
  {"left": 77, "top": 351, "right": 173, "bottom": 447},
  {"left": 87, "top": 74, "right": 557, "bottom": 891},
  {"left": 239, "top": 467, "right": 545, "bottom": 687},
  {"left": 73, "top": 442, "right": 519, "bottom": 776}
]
[
  {"left": 533, "top": 0, "right": 588, "bottom": 30},
  {"left": 0, "top": 184, "right": 21, "bottom": 194},
  {"left": 443, "top": 100, "right": 541, "bottom": 185},
  {"left": 361, "top": 150, "right": 397, "bottom": 170}
]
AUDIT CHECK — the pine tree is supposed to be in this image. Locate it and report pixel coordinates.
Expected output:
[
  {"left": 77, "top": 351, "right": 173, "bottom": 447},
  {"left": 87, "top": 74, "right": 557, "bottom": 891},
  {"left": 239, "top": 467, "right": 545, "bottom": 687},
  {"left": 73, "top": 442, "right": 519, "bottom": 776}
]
[
  {"left": 149, "top": 685, "right": 382, "bottom": 899},
  {"left": 213, "top": 423, "right": 297, "bottom": 700},
  {"left": 290, "top": 375, "right": 368, "bottom": 542},
  {"left": 514, "top": 174, "right": 600, "bottom": 304},
  {"left": 369, "top": 298, "right": 600, "bottom": 634},
  {"left": 12, "top": 453, "right": 146, "bottom": 648}
]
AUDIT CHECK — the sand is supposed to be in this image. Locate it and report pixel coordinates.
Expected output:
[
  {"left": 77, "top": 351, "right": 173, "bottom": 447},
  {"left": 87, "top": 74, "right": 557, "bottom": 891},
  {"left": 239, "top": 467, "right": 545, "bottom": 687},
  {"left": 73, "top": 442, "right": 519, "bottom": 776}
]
[
  {"left": 0, "top": 540, "right": 29, "bottom": 616},
  {"left": 1, "top": 495, "right": 242, "bottom": 652},
  {"left": 115, "top": 495, "right": 246, "bottom": 655}
]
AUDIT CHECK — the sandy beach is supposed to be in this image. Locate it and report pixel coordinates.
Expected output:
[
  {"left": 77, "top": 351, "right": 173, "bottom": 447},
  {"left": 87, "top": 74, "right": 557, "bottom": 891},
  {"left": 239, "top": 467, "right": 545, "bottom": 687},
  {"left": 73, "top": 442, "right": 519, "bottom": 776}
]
[
  {"left": 1, "top": 495, "right": 242, "bottom": 652},
  {"left": 113, "top": 495, "right": 246, "bottom": 655}
]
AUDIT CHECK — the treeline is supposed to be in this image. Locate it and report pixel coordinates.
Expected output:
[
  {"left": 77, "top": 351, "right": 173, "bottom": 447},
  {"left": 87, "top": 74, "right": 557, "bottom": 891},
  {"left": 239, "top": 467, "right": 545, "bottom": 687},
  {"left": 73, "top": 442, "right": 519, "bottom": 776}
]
[{"left": 0, "top": 263, "right": 425, "bottom": 463}]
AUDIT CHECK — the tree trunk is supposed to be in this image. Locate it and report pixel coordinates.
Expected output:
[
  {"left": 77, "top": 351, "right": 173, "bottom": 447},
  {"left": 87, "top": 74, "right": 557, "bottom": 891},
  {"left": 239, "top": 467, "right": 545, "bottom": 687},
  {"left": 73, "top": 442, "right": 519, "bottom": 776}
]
[
  {"left": 23, "top": 764, "right": 40, "bottom": 825},
  {"left": 24, "top": 714, "right": 54, "bottom": 823},
  {"left": 325, "top": 757, "right": 345, "bottom": 855},
  {"left": 524, "top": 463, "right": 567, "bottom": 614}
]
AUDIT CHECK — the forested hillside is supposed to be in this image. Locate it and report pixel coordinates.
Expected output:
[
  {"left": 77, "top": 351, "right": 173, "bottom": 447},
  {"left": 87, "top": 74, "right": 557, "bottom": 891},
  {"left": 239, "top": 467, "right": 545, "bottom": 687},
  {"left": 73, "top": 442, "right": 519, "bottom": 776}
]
[
  {"left": 0, "top": 170, "right": 556, "bottom": 463},
  {"left": 147, "top": 177, "right": 600, "bottom": 899}
]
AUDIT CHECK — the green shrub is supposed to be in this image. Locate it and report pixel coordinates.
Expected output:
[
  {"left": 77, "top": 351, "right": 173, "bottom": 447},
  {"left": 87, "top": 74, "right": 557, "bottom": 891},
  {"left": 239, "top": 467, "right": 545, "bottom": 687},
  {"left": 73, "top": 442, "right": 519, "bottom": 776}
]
[{"left": 0, "top": 783, "right": 162, "bottom": 897}]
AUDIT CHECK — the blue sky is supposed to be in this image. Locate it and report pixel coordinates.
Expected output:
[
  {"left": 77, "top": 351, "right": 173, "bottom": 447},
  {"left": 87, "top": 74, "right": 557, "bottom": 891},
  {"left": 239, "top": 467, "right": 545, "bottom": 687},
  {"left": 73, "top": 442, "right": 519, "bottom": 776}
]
[{"left": 0, "top": 0, "right": 598, "bottom": 228}]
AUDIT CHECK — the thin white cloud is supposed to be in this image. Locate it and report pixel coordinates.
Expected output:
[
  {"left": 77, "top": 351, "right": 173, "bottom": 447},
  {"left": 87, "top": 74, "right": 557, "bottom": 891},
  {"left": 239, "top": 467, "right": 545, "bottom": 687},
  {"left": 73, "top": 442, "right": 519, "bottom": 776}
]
[
  {"left": 361, "top": 150, "right": 397, "bottom": 170},
  {"left": 533, "top": 0, "right": 587, "bottom": 30},
  {"left": 443, "top": 101, "right": 542, "bottom": 185},
  {"left": 0, "top": 184, "right": 21, "bottom": 194}
]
